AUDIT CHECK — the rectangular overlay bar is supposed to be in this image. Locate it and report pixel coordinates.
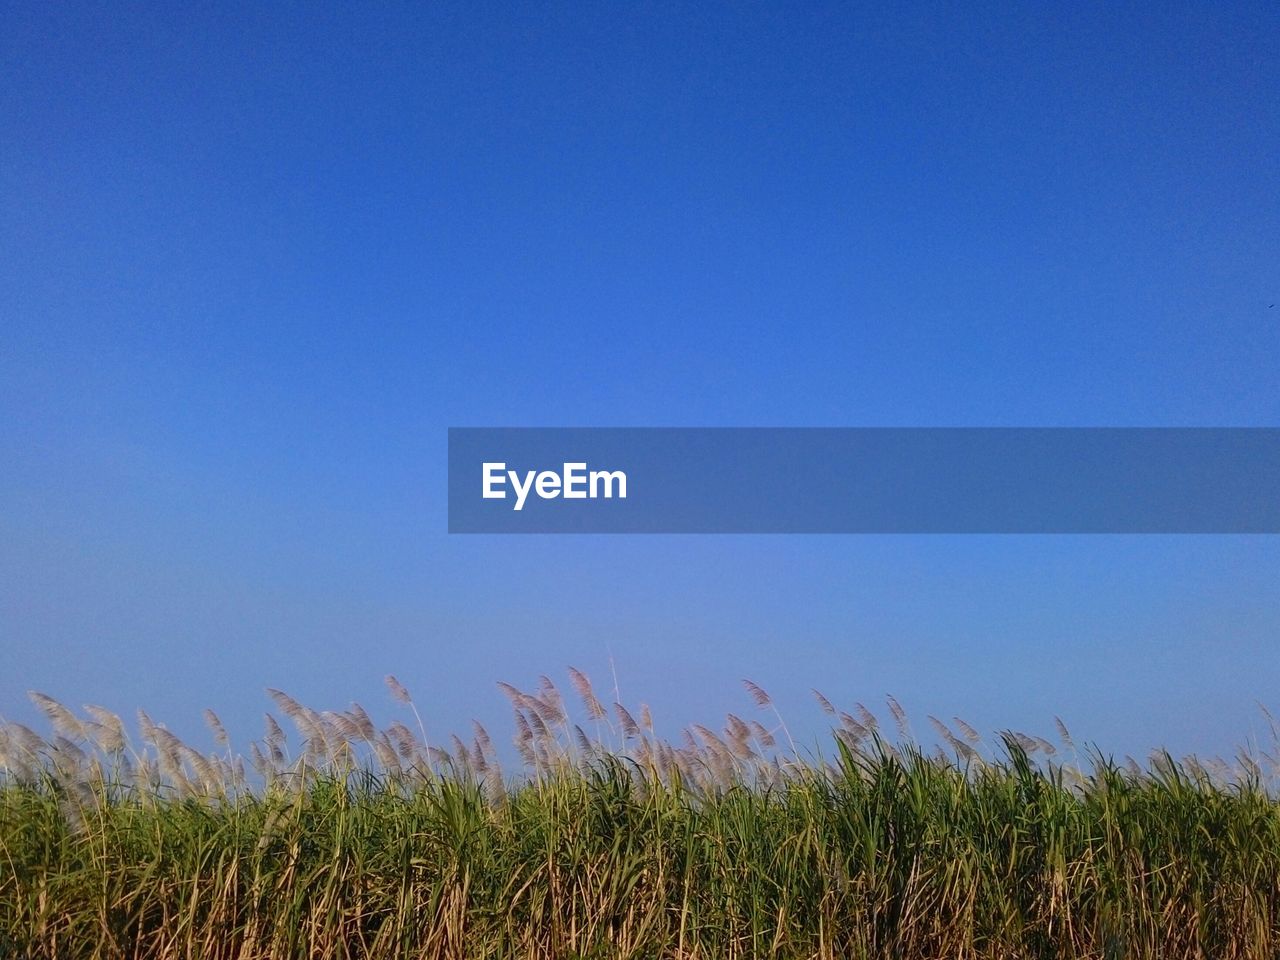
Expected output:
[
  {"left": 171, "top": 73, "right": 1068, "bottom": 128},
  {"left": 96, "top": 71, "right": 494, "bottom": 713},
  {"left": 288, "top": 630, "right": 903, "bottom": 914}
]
[{"left": 448, "top": 428, "right": 1280, "bottom": 533}]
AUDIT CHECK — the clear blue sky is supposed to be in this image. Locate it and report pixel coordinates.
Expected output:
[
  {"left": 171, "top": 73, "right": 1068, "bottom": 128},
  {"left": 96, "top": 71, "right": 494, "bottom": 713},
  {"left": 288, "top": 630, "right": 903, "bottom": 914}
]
[{"left": 3, "top": 2, "right": 1278, "bottom": 761}]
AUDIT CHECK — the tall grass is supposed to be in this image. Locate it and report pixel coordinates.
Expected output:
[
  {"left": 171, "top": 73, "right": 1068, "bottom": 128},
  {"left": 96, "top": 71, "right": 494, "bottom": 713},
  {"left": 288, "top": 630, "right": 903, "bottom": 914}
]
[{"left": 3, "top": 671, "right": 1279, "bottom": 958}]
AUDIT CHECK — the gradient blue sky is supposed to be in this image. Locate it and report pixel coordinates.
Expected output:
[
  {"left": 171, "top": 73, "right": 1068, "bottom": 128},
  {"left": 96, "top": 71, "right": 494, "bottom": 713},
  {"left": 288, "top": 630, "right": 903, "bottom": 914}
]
[{"left": 3, "top": 2, "right": 1279, "bottom": 761}]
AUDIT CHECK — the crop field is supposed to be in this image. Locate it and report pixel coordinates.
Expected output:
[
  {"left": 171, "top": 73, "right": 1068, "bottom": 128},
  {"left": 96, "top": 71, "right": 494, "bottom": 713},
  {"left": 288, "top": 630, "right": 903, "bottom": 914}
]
[{"left": 3, "top": 670, "right": 1279, "bottom": 959}]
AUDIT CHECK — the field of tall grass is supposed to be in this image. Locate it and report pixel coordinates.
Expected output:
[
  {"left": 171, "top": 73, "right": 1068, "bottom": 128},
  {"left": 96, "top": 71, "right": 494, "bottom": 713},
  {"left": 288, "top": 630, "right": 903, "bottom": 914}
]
[{"left": 3, "top": 669, "right": 1279, "bottom": 959}]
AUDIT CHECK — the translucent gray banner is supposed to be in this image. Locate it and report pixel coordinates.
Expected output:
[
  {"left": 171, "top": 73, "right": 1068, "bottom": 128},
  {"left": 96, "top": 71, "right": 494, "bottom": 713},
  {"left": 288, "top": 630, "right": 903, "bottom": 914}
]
[{"left": 447, "top": 428, "right": 1280, "bottom": 533}]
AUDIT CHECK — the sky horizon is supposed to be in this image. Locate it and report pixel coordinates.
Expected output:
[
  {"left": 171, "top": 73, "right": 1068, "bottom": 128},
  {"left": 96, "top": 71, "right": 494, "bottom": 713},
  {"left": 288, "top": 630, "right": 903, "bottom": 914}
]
[{"left": 3, "top": 2, "right": 1279, "bottom": 764}]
